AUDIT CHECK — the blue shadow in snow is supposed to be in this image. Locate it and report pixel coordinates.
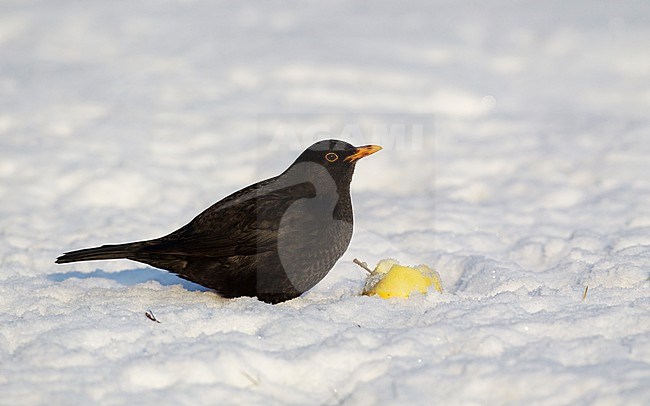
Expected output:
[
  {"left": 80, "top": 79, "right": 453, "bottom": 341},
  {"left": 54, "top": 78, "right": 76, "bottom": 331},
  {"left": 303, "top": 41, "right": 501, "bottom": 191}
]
[{"left": 48, "top": 267, "right": 210, "bottom": 292}]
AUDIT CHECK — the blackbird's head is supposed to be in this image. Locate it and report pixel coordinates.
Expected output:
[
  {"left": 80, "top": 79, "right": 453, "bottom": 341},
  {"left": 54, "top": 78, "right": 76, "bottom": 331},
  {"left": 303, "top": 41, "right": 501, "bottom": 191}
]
[
  {"left": 295, "top": 139, "right": 382, "bottom": 167},
  {"left": 292, "top": 139, "right": 382, "bottom": 188}
]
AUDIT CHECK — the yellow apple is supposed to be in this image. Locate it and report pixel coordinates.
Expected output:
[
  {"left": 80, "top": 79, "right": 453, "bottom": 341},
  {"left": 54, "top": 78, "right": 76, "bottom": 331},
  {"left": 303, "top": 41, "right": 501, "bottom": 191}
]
[{"left": 363, "top": 259, "right": 442, "bottom": 299}]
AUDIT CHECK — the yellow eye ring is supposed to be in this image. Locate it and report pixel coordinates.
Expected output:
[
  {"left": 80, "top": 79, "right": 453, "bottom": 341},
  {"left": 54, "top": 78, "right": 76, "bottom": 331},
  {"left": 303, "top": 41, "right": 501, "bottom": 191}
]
[{"left": 325, "top": 152, "right": 339, "bottom": 162}]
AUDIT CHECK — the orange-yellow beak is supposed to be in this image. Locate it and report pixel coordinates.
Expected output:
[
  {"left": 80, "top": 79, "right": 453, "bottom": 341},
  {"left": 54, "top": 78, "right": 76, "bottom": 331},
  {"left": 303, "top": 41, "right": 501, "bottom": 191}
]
[{"left": 344, "top": 145, "right": 383, "bottom": 162}]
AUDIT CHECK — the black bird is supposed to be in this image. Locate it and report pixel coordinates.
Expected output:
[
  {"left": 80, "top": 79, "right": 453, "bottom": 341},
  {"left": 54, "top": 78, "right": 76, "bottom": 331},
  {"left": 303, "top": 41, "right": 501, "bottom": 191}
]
[{"left": 56, "top": 139, "right": 382, "bottom": 303}]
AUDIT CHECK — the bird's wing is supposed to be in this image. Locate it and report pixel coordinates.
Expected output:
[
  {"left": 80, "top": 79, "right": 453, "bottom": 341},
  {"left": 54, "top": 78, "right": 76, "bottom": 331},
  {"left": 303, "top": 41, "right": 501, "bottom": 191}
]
[{"left": 139, "top": 180, "right": 316, "bottom": 258}]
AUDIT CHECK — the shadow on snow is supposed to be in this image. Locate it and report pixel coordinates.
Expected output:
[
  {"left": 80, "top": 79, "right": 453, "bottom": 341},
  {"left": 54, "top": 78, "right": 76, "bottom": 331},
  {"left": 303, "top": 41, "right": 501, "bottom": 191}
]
[{"left": 47, "top": 267, "right": 210, "bottom": 292}]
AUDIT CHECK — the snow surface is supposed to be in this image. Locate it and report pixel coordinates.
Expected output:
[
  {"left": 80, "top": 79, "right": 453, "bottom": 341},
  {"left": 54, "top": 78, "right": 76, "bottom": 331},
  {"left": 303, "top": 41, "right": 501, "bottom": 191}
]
[{"left": 1, "top": 0, "right": 650, "bottom": 404}]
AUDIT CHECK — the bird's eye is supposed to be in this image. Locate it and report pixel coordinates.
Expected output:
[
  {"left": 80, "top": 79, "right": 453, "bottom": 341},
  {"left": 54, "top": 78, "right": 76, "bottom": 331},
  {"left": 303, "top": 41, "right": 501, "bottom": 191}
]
[{"left": 325, "top": 153, "right": 339, "bottom": 162}]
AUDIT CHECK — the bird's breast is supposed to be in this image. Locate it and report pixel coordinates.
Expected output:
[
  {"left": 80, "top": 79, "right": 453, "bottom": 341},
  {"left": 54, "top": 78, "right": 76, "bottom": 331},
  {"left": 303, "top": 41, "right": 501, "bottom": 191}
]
[{"left": 274, "top": 194, "right": 353, "bottom": 292}]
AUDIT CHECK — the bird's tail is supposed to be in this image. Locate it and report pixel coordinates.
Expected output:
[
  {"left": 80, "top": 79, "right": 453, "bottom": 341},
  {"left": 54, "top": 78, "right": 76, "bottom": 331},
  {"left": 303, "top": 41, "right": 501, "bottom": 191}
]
[{"left": 55, "top": 242, "right": 145, "bottom": 264}]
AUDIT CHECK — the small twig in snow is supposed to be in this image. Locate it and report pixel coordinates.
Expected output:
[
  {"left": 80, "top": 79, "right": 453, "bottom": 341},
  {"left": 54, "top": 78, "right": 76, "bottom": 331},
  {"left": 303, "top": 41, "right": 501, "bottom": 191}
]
[
  {"left": 353, "top": 258, "right": 372, "bottom": 274},
  {"left": 582, "top": 286, "right": 589, "bottom": 301},
  {"left": 145, "top": 310, "right": 161, "bottom": 323},
  {"left": 241, "top": 370, "right": 259, "bottom": 386}
]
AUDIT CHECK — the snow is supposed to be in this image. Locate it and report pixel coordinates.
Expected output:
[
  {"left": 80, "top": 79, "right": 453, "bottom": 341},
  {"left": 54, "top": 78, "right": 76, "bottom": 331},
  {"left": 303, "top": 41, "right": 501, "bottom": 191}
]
[{"left": 1, "top": 0, "right": 649, "bottom": 404}]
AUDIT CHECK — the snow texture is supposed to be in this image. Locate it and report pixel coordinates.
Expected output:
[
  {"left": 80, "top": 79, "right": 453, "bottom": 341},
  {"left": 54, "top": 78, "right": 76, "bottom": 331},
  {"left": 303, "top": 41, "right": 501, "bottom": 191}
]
[{"left": 1, "top": 0, "right": 650, "bottom": 404}]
